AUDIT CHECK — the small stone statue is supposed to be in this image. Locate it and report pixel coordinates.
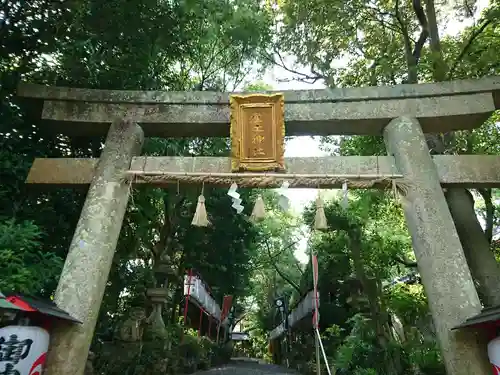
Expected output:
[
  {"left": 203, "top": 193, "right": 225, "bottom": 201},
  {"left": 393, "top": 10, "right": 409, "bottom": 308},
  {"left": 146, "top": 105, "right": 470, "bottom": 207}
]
[{"left": 114, "top": 307, "right": 147, "bottom": 342}]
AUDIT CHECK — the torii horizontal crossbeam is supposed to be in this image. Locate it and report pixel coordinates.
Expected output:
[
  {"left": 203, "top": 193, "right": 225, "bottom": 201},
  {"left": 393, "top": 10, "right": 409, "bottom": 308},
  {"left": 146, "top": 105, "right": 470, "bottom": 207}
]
[
  {"left": 17, "top": 76, "right": 500, "bottom": 137},
  {"left": 25, "top": 155, "right": 500, "bottom": 188}
]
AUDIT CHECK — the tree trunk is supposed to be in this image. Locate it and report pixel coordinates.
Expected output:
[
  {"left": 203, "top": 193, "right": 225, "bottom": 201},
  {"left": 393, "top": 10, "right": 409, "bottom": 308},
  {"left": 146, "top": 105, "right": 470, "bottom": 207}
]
[
  {"left": 170, "top": 285, "right": 182, "bottom": 324},
  {"left": 424, "top": 0, "right": 448, "bottom": 81},
  {"left": 417, "top": 0, "right": 500, "bottom": 307},
  {"left": 445, "top": 188, "right": 500, "bottom": 306}
]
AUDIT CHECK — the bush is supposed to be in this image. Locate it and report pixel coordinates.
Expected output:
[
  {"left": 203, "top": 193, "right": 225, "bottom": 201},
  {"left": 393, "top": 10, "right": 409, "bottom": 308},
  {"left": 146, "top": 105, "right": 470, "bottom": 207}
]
[
  {"left": 94, "top": 325, "right": 231, "bottom": 375},
  {"left": 408, "top": 341, "right": 446, "bottom": 375},
  {"left": 0, "top": 219, "right": 62, "bottom": 295}
]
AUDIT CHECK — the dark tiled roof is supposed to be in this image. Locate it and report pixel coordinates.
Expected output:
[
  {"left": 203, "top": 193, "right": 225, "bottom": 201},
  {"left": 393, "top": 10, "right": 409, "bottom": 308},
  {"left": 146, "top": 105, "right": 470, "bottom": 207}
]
[
  {"left": 452, "top": 305, "right": 500, "bottom": 330},
  {"left": 7, "top": 294, "right": 81, "bottom": 323}
]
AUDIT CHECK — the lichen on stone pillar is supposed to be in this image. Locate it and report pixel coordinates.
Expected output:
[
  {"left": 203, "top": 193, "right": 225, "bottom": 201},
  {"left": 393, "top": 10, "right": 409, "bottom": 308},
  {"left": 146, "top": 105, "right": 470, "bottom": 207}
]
[
  {"left": 44, "top": 119, "right": 144, "bottom": 375},
  {"left": 383, "top": 116, "right": 490, "bottom": 375}
]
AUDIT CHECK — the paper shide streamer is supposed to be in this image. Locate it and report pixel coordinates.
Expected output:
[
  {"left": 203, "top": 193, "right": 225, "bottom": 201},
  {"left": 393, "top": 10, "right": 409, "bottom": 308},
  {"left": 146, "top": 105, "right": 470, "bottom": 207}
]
[{"left": 228, "top": 183, "right": 244, "bottom": 214}]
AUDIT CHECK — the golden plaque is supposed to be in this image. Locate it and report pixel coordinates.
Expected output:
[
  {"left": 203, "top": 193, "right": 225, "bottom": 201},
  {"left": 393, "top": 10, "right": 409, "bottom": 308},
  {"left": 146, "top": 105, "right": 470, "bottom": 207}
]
[{"left": 229, "top": 93, "right": 285, "bottom": 172}]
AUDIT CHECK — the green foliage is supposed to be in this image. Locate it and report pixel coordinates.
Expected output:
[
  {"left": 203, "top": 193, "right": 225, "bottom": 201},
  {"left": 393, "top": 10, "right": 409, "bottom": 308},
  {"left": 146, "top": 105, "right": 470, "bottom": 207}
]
[
  {"left": 386, "top": 284, "right": 428, "bottom": 327},
  {"left": 263, "top": 194, "right": 433, "bottom": 375},
  {"left": 248, "top": 328, "right": 273, "bottom": 361},
  {"left": 244, "top": 81, "right": 274, "bottom": 91},
  {"left": 407, "top": 342, "right": 445, "bottom": 375},
  {"left": 334, "top": 314, "right": 378, "bottom": 371},
  {"left": 2, "top": 0, "right": 498, "bottom": 372},
  {"left": 245, "top": 195, "right": 306, "bottom": 332},
  {"left": 262, "top": 1, "right": 499, "bottom": 372},
  {"left": 353, "top": 369, "right": 378, "bottom": 375},
  {"left": 275, "top": 0, "right": 499, "bottom": 88},
  {"left": 0, "top": 219, "right": 63, "bottom": 294},
  {"left": 95, "top": 324, "right": 231, "bottom": 375},
  {"left": 0, "top": 0, "right": 274, "bottom": 371}
]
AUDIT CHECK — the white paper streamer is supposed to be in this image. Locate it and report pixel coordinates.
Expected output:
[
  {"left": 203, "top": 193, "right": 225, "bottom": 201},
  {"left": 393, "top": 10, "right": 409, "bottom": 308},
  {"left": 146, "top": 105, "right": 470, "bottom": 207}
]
[{"left": 228, "top": 183, "right": 244, "bottom": 214}]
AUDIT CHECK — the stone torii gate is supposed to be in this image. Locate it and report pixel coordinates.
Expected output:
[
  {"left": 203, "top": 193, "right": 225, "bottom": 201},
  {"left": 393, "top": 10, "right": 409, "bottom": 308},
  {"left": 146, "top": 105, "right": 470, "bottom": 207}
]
[{"left": 17, "top": 77, "right": 500, "bottom": 375}]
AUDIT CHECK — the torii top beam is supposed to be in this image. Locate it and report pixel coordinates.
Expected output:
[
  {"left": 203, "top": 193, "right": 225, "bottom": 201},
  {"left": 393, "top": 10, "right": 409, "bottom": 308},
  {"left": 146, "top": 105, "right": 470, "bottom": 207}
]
[{"left": 17, "top": 77, "right": 500, "bottom": 138}]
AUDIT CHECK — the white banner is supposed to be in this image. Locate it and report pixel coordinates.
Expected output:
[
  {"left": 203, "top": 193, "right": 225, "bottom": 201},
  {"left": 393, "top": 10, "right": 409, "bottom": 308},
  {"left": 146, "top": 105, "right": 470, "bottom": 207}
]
[
  {"left": 183, "top": 275, "right": 223, "bottom": 321},
  {"left": 0, "top": 325, "right": 49, "bottom": 375}
]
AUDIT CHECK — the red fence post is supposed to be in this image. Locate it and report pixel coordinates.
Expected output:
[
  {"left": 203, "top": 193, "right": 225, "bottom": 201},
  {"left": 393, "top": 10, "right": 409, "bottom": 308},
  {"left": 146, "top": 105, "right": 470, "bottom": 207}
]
[
  {"left": 198, "top": 308, "right": 204, "bottom": 337},
  {"left": 181, "top": 269, "right": 194, "bottom": 343}
]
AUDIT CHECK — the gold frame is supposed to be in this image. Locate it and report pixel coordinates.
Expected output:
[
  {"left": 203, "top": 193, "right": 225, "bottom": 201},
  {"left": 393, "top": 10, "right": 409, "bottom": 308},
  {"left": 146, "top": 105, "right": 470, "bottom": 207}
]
[{"left": 229, "top": 93, "right": 285, "bottom": 172}]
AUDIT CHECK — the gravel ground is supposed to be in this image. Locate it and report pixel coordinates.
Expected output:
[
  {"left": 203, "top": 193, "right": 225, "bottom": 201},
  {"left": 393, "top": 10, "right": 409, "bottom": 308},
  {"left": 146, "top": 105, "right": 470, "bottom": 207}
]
[{"left": 190, "top": 360, "right": 300, "bottom": 375}]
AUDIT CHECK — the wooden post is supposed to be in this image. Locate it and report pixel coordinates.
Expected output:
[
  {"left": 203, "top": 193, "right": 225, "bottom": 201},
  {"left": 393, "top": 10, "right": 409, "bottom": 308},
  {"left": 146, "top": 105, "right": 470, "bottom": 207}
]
[
  {"left": 315, "top": 332, "right": 321, "bottom": 375},
  {"left": 198, "top": 308, "right": 203, "bottom": 337},
  {"left": 208, "top": 317, "right": 212, "bottom": 338}
]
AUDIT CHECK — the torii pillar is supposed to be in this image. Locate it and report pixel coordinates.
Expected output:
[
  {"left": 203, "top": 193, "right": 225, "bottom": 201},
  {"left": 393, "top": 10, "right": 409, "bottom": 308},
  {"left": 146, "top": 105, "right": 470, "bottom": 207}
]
[
  {"left": 383, "top": 116, "right": 491, "bottom": 375},
  {"left": 44, "top": 119, "right": 144, "bottom": 375}
]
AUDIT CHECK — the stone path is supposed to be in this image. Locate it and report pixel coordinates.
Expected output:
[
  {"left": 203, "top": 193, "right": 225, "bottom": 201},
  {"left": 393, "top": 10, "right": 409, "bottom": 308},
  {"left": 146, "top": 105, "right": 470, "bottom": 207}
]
[{"left": 191, "top": 359, "right": 300, "bottom": 375}]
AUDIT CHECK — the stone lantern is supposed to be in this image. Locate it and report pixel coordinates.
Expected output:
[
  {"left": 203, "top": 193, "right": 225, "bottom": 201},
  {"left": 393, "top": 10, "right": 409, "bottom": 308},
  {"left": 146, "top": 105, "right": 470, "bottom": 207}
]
[{"left": 144, "top": 259, "right": 175, "bottom": 339}]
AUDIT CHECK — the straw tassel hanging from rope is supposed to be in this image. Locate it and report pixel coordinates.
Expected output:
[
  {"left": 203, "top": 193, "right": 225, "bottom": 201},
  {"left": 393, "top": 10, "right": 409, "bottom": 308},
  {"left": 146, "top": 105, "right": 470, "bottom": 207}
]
[
  {"left": 251, "top": 194, "right": 266, "bottom": 221},
  {"left": 192, "top": 183, "right": 210, "bottom": 227},
  {"left": 314, "top": 193, "right": 328, "bottom": 230},
  {"left": 341, "top": 182, "right": 349, "bottom": 210}
]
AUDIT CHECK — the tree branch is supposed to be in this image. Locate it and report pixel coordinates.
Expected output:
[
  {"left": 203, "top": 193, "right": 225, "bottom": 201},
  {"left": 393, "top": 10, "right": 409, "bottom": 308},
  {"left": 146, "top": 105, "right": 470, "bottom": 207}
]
[
  {"left": 447, "top": 18, "right": 494, "bottom": 79},
  {"left": 394, "top": 0, "right": 407, "bottom": 34},
  {"left": 293, "top": 259, "right": 305, "bottom": 276},
  {"left": 250, "top": 239, "right": 300, "bottom": 271},
  {"left": 477, "top": 188, "right": 494, "bottom": 244},
  {"left": 411, "top": 0, "right": 429, "bottom": 64},
  {"left": 394, "top": 255, "right": 418, "bottom": 268},
  {"left": 363, "top": 6, "right": 401, "bottom": 34},
  {"left": 395, "top": 0, "right": 417, "bottom": 83},
  {"left": 261, "top": 48, "right": 326, "bottom": 85},
  {"left": 264, "top": 239, "right": 302, "bottom": 294}
]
